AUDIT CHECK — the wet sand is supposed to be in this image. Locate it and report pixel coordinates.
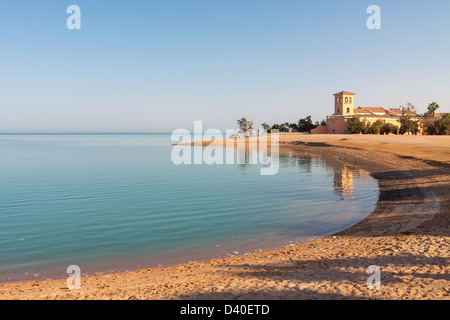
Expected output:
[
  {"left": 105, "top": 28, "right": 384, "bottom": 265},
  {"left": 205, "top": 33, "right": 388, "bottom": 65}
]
[{"left": 1, "top": 134, "right": 449, "bottom": 300}]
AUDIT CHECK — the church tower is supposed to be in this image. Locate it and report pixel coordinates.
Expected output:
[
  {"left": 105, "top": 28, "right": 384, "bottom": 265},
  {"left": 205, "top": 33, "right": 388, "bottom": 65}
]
[{"left": 333, "top": 91, "right": 355, "bottom": 116}]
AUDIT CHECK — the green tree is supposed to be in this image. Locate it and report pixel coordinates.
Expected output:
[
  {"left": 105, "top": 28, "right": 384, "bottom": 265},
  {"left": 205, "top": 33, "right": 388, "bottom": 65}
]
[
  {"left": 347, "top": 117, "right": 368, "bottom": 134},
  {"left": 434, "top": 113, "right": 450, "bottom": 135},
  {"left": 247, "top": 120, "right": 254, "bottom": 134},
  {"left": 425, "top": 102, "right": 440, "bottom": 118},
  {"left": 261, "top": 122, "right": 270, "bottom": 132},
  {"left": 422, "top": 103, "right": 439, "bottom": 133},
  {"left": 425, "top": 112, "right": 449, "bottom": 135},
  {"left": 368, "top": 119, "right": 385, "bottom": 134},
  {"left": 237, "top": 117, "right": 249, "bottom": 135},
  {"left": 426, "top": 123, "right": 438, "bottom": 135},
  {"left": 288, "top": 123, "right": 299, "bottom": 132},
  {"left": 297, "top": 116, "right": 317, "bottom": 133},
  {"left": 237, "top": 118, "right": 254, "bottom": 136},
  {"left": 271, "top": 123, "right": 288, "bottom": 132},
  {"left": 399, "top": 103, "right": 420, "bottom": 135},
  {"left": 380, "top": 123, "right": 399, "bottom": 135},
  {"left": 279, "top": 123, "right": 290, "bottom": 132}
]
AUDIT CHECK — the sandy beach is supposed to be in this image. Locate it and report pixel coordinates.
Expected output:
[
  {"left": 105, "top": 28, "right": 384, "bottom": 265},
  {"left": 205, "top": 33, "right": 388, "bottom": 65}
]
[{"left": 1, "top": 134, "right": 449, "bottom": 300}]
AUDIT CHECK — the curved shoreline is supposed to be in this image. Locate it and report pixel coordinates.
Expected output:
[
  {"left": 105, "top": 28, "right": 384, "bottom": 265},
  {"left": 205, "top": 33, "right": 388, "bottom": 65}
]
[
  {"left": 0, "top": 146, "right": 379, "bottom": 285},
  {"left": 1, "top": 136, "right": 449, "bottom": 300},
  {"left": 0, "top": 145, "right": 379, "bottom": 285}
]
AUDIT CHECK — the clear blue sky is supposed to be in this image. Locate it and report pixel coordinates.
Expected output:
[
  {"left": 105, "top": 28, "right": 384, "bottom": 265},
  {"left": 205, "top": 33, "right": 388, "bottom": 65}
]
[{"left": 1, "top": 0, "right": 449, "bottom": 133}]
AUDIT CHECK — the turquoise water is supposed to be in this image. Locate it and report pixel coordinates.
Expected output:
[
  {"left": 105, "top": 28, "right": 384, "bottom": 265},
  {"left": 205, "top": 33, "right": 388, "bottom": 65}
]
[{"left": 0, "top": 134, "right": 378, "bottom": 282}]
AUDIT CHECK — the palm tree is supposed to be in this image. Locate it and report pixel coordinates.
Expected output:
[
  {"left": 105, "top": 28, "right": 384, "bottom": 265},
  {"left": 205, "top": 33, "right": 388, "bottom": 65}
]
[
  {"left": 237, "top": 118, "right": 249, "bottom": 135},
  {"left": 247, "top": 120, "right": 254, "bottom": 136},
  {"left": 237, "top": 118, "right": 255, "bottom": 136},
  {"left": 427, "top": 102, "right": 440, "bottom": 117}
]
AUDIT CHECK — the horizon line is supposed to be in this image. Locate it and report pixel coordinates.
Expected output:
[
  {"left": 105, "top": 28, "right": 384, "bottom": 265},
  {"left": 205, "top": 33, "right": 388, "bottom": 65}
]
[{"left": 0, "top": 132, "right": 175, "bottom": 135}]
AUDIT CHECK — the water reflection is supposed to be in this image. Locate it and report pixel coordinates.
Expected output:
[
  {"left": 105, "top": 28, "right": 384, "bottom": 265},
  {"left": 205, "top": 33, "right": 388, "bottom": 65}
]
[
  {"left": 231, "top": 144, "right": 375, "bottom": 202},
  {"left": 0, "top": 134, "right": 380, "bottom": 283},
  {"left": 334, "top": 165, "right": 354, "bottom": 200}
]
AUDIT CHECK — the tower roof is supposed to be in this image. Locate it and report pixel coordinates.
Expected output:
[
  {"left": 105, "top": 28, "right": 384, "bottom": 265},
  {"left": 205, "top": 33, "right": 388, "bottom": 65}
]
[{"left": 334, "top": 91, "right": 355, "bottom": 96}]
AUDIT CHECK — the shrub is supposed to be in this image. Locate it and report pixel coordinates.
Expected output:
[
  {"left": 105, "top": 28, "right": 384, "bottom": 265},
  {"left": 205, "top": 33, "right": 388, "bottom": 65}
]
[
  {"left": 347, "top": 117, "right": 368, "bottom": 134},
  {"left": 368, "top": 120, "right": 385, "bottom": 135},
  {"left": 434, "top": 115, "right": 450, "bottom": 135},
  {"left": 380, "top": 123, "right": 399, "bottom": 135}
]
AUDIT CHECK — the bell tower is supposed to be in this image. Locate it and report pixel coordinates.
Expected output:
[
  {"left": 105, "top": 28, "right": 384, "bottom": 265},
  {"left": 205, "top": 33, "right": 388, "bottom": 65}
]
[{"left": 333, "top": 91, "right": 355, "bottom": 116}]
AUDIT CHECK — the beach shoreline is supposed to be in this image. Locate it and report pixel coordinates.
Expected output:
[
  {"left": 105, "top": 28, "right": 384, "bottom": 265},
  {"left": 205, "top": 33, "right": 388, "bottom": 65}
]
[{"left": 1, "top": 134, "right": 449, "bottom": 300}]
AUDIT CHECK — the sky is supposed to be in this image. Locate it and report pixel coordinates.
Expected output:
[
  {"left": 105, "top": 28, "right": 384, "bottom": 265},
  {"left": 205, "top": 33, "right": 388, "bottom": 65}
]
[{"left": 0, "top": 0, "right": 449, "bottom": 133}]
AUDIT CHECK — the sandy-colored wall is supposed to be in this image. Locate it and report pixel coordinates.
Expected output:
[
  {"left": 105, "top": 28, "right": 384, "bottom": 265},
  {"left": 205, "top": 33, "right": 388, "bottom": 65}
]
[
  {"left": 311, "top": 126, "right": 328, "bottom": 134},
  {"left": 324, "top": 117, "right": 349, "bottom": 134}
]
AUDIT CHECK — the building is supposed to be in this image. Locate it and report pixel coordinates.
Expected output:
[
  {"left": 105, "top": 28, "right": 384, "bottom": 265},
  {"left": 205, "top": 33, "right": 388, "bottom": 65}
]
[{"left": 312, "top": 91, "right": 423, "bottom": 134}]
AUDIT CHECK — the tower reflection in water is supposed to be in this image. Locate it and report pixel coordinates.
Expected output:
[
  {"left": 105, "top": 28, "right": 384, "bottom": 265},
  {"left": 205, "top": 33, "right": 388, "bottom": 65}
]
[
  {"left": 234, "top": 143, "right": 373, "bottom": 202},
  {"left": 333, "top": 164, "right": 374, "bottom": 200}
]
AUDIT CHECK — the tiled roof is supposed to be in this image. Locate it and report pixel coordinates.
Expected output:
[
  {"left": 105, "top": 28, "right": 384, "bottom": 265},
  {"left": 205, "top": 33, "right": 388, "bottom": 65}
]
[
  {"left": 353, "top": 107, "right": 420, "bottom": 117},
  {"left": 353, "top": 108, "right": 372, "bottom": 114},
  {"left": 354, "top": 107, "right": 387, "bottom": 115},
  {"left": 360, "top": 107, "right": 388, "bottom": 114},
  {"left": 334, "top": 91, "right": 355, "bottom": 96},
  {"left": 386, "top": 109, "right": 403, "bottom": 116},
  {"left": 388, "top": 109, "right": 417, "bottom": 116}
]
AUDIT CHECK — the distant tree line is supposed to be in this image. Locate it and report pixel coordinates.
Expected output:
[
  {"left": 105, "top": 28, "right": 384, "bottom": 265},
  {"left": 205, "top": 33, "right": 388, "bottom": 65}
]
[
  {"left": 263, "top": 116, "right": 326, "bottom": 133},
  {"left": 236, "top": 116, "right": 325, "bottom": 135},
  {"left": 347, "top": 102, "right": 449, "bottom": 135}
]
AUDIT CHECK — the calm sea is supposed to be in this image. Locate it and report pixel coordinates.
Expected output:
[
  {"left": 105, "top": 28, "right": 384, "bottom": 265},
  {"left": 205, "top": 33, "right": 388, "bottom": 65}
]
[{"left": 0, "top": 134, "right": 378, "bottom": 282}]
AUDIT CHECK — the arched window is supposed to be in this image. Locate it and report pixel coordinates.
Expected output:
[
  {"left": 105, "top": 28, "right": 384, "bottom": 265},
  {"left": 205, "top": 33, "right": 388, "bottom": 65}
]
[
  {"left": 338, "top": 107, "right": 341, "bottom": 113},
  {"left": 349, "top": 97, "right": 352, "bottom": 103},
  {"left": 347, "top": 108, "right": 350, "bottom": 113},
  {"left": 345, "top": 97, "right": 348, "bottom": 103}
]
